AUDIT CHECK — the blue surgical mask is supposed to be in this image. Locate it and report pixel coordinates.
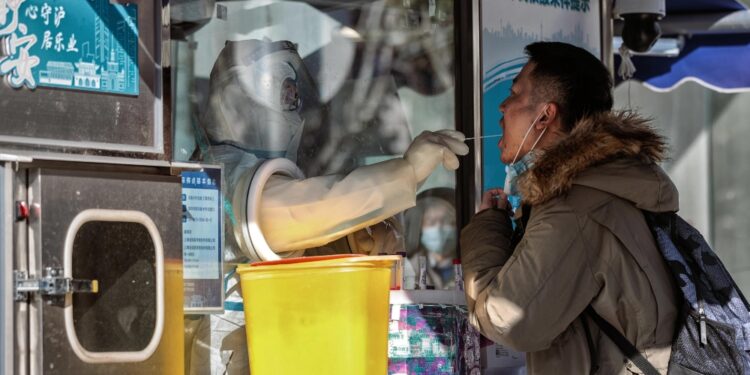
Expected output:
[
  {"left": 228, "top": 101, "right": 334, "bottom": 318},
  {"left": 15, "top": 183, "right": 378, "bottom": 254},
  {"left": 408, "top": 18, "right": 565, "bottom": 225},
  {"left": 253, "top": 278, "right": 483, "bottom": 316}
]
[
  {"left": 503, "top": 105, "right": 548, "bottom": 210},
  {"left": 506, "top": 151, "right": 537, "bottom": 195},
  {"left": 420, "top": 225, "right": 457, "bottom": 254}
]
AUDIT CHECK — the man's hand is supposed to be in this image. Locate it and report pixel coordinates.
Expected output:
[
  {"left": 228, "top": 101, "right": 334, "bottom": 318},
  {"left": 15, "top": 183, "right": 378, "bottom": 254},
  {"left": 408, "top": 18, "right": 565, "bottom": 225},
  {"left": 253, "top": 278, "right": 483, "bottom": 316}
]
[{"left": 479, "top": 188, "right": 510, "bottom": 212}]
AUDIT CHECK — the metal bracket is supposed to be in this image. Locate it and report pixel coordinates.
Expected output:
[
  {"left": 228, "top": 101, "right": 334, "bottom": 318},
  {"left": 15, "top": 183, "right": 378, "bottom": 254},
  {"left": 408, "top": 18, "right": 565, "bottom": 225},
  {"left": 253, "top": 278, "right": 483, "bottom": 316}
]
[
  {"left": 0, "top": 153, "right": 33, "bottom": 172},
  {"left": 14, "top": 267, "right": 99, "bottom": 302}
]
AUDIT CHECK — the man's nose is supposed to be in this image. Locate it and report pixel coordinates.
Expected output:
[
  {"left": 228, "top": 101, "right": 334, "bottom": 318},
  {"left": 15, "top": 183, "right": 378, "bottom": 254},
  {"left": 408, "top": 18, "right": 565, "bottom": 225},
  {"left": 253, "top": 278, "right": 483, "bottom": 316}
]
[{"left": 499, "top": 99, "right": 507, "bottom": 114}]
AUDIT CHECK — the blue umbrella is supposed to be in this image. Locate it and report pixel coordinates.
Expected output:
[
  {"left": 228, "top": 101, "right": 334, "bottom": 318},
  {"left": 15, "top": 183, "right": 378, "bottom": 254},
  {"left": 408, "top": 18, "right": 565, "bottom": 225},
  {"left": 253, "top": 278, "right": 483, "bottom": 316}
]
[
  {"left": 667, "top": 0, "right": 745, "bottom": 13},
  {"left": 615, "top": 0, "right": 750, "bottom": 92}
]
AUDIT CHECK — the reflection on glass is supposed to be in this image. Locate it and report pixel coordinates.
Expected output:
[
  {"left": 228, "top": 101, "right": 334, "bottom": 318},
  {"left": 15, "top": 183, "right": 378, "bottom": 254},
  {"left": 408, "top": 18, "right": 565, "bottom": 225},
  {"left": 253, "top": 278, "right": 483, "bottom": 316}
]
[
  {"left": 404, "top": 188, "right": 457, "bottom": 289},
  {"left": 72, "top": 222, "right": 156, "bottom": 352},
  {"left": 174, "top": 0, "right": 454, "bottom": 175}
]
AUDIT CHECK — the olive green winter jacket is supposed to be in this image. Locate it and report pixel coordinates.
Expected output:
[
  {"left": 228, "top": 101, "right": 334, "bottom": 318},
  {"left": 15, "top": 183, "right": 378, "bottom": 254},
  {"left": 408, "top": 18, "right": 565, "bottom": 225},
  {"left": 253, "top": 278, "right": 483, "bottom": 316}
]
[{"left": 461, "top": 112, "right": 680, "bottom": 374}]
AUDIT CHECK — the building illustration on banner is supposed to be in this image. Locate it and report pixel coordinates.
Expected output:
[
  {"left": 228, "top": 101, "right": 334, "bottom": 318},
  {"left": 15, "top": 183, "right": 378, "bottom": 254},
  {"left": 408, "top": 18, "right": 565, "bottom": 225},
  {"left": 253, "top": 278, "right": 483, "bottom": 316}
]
[
  {"left": 0, "top": 0, "right": 139, "bottom": 96},
  {"left": 37, "top": 5, "right": 137, "bottom": 92},
  {"left": 38, "top": 61, "right": 73, "bottom": 86},
  {"left": 73, "top": 59, "right": 100, "bottom": 89}
]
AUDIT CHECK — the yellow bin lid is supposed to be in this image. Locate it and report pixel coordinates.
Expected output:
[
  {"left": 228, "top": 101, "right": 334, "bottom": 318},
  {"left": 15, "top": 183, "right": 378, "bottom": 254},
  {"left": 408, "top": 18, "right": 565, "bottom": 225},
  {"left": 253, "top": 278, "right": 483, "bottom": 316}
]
[{"left": 236, "top": 254, "right": 399, "bottom": 274}]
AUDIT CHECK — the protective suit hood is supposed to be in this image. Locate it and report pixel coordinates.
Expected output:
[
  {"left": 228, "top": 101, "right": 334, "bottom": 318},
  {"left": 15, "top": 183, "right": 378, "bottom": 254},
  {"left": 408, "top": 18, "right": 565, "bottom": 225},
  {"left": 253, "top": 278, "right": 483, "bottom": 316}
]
[{"left": 202, "top": 39, "right": 319, "bottom": 160}]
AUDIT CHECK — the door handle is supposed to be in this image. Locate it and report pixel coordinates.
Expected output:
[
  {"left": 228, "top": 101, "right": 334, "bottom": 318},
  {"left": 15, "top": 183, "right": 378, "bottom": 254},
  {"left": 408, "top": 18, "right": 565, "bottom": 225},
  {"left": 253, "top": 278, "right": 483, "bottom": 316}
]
[{"left": 14, "top": 268, "right": 98, "bottom": 301}]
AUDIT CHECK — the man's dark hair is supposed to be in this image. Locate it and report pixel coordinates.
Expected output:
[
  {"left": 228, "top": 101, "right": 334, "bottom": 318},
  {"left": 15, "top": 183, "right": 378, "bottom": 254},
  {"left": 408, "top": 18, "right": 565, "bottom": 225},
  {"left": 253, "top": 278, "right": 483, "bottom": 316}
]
[{"left": 524, "top": 42, "right": 613, "bottom": 132}]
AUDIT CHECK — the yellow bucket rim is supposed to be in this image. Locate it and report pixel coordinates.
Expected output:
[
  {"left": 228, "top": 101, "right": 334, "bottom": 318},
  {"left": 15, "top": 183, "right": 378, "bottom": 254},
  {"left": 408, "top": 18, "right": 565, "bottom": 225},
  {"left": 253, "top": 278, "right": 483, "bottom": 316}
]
[{"left": 237, "top": 255, "right": 400, "bottom": 274}]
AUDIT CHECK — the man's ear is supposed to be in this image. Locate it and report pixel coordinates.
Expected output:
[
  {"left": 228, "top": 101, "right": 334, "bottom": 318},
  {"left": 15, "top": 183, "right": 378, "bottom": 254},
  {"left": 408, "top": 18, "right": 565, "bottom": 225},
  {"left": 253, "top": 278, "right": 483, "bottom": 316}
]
[{"left": 538, "top": 102, "right": 559, "bottom": 129}]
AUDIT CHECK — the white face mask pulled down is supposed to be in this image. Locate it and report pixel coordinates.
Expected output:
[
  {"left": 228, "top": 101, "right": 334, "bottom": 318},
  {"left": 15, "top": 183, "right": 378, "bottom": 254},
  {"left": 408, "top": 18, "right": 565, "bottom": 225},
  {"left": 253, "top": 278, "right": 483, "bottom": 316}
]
[{"left": 503, "top": 105, "right": 548, "bottom": 210}]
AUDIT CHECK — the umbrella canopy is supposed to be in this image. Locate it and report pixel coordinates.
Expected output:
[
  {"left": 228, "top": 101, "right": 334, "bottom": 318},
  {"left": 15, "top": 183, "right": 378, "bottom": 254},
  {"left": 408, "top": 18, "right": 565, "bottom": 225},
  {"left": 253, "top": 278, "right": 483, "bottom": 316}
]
[
  {"left": 615, "top": 0, "right": 750, "bottom": 92},
  {"left": 666, "top": 0, "right": 746, "bottom": 13}
]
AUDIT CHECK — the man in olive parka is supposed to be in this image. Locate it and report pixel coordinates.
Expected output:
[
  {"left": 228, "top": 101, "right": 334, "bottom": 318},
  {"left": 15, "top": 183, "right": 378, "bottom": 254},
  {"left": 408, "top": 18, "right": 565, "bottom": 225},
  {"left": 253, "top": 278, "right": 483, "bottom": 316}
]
[{"left": 461, "top": 42, "right": 679, "bottom": 374}]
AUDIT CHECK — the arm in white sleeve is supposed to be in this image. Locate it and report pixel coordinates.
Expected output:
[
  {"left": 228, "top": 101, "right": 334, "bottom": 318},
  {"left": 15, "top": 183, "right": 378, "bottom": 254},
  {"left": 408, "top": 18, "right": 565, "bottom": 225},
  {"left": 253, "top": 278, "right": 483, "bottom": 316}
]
[{"left": 259, "top": 158, "right": 417, "bottom": 252}]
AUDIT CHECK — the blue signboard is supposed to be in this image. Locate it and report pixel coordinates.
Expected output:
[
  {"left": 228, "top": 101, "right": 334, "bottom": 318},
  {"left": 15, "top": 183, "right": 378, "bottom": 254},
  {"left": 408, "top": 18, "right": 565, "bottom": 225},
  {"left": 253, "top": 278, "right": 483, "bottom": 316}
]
[
  {"left": 0, "top": 0, "right": 139, "bottom": 96},
  {"left": 182, "top": 169, "right": 224, "bottom": 312}
]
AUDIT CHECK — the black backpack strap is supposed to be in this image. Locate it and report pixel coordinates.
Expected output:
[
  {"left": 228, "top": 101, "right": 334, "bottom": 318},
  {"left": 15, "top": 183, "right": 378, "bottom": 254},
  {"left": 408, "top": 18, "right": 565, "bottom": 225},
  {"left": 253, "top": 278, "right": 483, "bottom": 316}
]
[
  {"left": 585, "top": 306, "right": 660, "bottom": 375},
  {"left": 580, "top": 314, "right": 600, "bottom": 374}
]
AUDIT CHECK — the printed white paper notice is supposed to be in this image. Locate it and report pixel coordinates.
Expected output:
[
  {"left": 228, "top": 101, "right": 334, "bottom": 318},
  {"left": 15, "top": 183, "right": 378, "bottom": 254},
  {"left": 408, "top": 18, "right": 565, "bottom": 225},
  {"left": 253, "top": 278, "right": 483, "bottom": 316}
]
[{"left": 182, "top": 170, "right": 221, "bottom": 279}]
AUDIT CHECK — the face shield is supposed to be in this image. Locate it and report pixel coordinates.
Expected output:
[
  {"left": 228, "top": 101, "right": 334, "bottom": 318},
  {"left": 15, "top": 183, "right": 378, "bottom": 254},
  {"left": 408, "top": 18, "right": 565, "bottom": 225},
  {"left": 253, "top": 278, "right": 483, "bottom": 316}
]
[{"left": 201, "top": 39, "right": 321, "bottom": 161}]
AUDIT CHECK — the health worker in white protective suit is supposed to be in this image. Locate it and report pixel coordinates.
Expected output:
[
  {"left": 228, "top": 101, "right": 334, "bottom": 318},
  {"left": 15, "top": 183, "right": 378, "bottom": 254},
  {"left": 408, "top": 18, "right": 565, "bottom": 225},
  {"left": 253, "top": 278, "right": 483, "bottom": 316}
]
[{"left": 187, "top": 39, "right": 468, "bottom": 374}]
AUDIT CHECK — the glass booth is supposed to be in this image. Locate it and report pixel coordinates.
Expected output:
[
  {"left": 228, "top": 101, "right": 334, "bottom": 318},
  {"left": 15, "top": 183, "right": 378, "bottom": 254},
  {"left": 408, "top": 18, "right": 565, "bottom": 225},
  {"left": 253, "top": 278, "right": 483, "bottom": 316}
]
[{"left": 171, "top": 0, "right": 463, "bottom": 289}]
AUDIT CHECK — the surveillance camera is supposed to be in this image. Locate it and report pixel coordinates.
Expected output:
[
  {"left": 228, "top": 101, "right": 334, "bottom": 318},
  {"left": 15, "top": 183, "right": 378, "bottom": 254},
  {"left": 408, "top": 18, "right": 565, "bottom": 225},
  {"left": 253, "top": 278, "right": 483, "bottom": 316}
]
[
  {"left": 614, "top": 0, "right": 666, "bottom": 53},
  {"left": 171, "top": 0, "right": 216, "bottom": 40}
]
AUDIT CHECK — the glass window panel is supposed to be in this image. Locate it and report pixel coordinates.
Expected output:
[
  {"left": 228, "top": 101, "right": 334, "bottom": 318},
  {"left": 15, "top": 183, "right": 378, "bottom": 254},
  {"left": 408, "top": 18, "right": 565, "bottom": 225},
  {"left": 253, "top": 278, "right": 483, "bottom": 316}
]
[
  {"left": 172, "top": 0, "right": 458, "bottom": 288},
  {"left": 72, "top": 221, "right": 157, "bottom": 352}
]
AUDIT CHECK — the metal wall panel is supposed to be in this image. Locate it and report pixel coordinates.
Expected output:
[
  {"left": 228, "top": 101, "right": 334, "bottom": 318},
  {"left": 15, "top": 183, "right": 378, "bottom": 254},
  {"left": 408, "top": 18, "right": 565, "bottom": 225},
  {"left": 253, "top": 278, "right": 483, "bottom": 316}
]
[
  {"left": 26, "top": 166, "right": 183, "bottom": 374},
  {"left": 0, "top": 163, "right": 11, "bottom": 375},
  {"left": 0, "top": 1, "right": 167, "bottom": 160}
]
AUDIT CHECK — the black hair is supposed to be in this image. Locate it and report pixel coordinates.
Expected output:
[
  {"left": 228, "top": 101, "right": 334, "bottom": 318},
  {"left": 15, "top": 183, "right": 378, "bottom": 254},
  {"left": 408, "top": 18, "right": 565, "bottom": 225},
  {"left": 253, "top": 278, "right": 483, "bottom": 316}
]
[{"left": 524, "top": 42, "right": 613, "bottom": 132}]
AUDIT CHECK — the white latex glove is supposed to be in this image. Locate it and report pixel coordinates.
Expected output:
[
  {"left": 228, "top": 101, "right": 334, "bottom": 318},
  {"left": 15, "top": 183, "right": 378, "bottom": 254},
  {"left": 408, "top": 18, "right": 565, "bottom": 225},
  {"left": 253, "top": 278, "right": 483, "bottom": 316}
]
[{"left": 404, "top": 130, "right": 469, "bottom": 184}]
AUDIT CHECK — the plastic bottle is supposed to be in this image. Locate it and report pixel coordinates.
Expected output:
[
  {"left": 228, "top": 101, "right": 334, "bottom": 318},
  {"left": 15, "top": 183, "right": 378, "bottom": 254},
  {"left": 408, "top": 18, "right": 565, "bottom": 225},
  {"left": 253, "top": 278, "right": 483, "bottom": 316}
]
[
  {"left": 398, "top": 252, "right": 416, "bottom": 290},
  {"left": 418, "top": 255, "right": 427, "bottom": 290},
  {"left": 453, "top": 259, "right": 464, "bottom": 291}
]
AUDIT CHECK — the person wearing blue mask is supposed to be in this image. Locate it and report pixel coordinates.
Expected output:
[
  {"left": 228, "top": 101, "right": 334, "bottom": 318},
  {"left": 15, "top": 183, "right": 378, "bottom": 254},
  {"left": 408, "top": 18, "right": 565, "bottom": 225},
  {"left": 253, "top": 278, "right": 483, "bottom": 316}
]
[
  {"left": 460, "top": 42, "right": 680, "bottom": 374},
  {"left": 405, "top": 191, "right": 458, "bottom": 289}
]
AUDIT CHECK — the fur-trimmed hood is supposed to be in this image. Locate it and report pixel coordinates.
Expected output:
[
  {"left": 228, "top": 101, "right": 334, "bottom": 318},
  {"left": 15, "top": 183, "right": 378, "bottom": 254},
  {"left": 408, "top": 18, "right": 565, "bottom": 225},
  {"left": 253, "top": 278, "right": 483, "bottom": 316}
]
[{"left": 518, "top": 111, "right": 679, "bottom": 211}]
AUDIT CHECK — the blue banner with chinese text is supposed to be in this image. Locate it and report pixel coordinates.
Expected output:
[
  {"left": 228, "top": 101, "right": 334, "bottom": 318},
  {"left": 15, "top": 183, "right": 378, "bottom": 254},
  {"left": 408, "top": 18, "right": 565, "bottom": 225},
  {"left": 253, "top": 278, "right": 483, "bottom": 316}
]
[{"left": 0, "top": 0, "right": 139, "bottom": 96}]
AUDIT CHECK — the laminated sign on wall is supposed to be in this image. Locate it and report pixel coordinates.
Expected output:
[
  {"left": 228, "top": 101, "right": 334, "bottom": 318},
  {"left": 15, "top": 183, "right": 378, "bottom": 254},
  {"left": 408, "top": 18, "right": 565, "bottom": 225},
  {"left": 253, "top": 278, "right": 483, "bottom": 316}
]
[
  {"left": 0, "top": 0, "right": 139, "bottom": 96},
  {"left": 182, "top": 168, "right": 224, "bottom": 313}
]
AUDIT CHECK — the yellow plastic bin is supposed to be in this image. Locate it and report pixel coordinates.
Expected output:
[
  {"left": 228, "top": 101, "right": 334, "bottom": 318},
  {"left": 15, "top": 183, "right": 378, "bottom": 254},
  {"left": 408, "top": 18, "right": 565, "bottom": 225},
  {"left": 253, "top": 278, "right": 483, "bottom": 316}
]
[{"left": 237, "top": 254, "right": 398, "bottom": 375}]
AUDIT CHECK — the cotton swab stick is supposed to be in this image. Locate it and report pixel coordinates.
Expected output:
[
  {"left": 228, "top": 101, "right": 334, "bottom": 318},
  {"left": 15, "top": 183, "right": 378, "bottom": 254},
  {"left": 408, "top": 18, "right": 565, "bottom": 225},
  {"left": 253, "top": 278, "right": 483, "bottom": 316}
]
[{"left": 464, "top": 134, "right": 502, "bottom": 141}]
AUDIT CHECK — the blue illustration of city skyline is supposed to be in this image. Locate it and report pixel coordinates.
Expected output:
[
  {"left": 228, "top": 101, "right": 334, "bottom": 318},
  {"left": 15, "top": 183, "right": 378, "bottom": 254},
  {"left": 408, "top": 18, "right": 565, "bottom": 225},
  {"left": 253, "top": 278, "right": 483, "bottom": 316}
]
[{"left": 22, "top": 1, "right": 139, "bottom": 96}]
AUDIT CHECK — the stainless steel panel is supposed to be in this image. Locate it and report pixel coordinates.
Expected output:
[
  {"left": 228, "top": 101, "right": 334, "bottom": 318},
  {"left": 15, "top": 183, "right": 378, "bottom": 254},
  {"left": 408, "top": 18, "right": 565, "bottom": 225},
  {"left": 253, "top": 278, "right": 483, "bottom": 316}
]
[
  {"left": 13, "top": 167, "right": 29, "bottom": 375},
  {"left": 28, "top": 166, "right": 183, "bottom": 374},
  {"left": 0, "top": 163, "right": 12, "bottom": 375},
  {"left": 0, "top": 1, "right": 167, "bottom": 160}
]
